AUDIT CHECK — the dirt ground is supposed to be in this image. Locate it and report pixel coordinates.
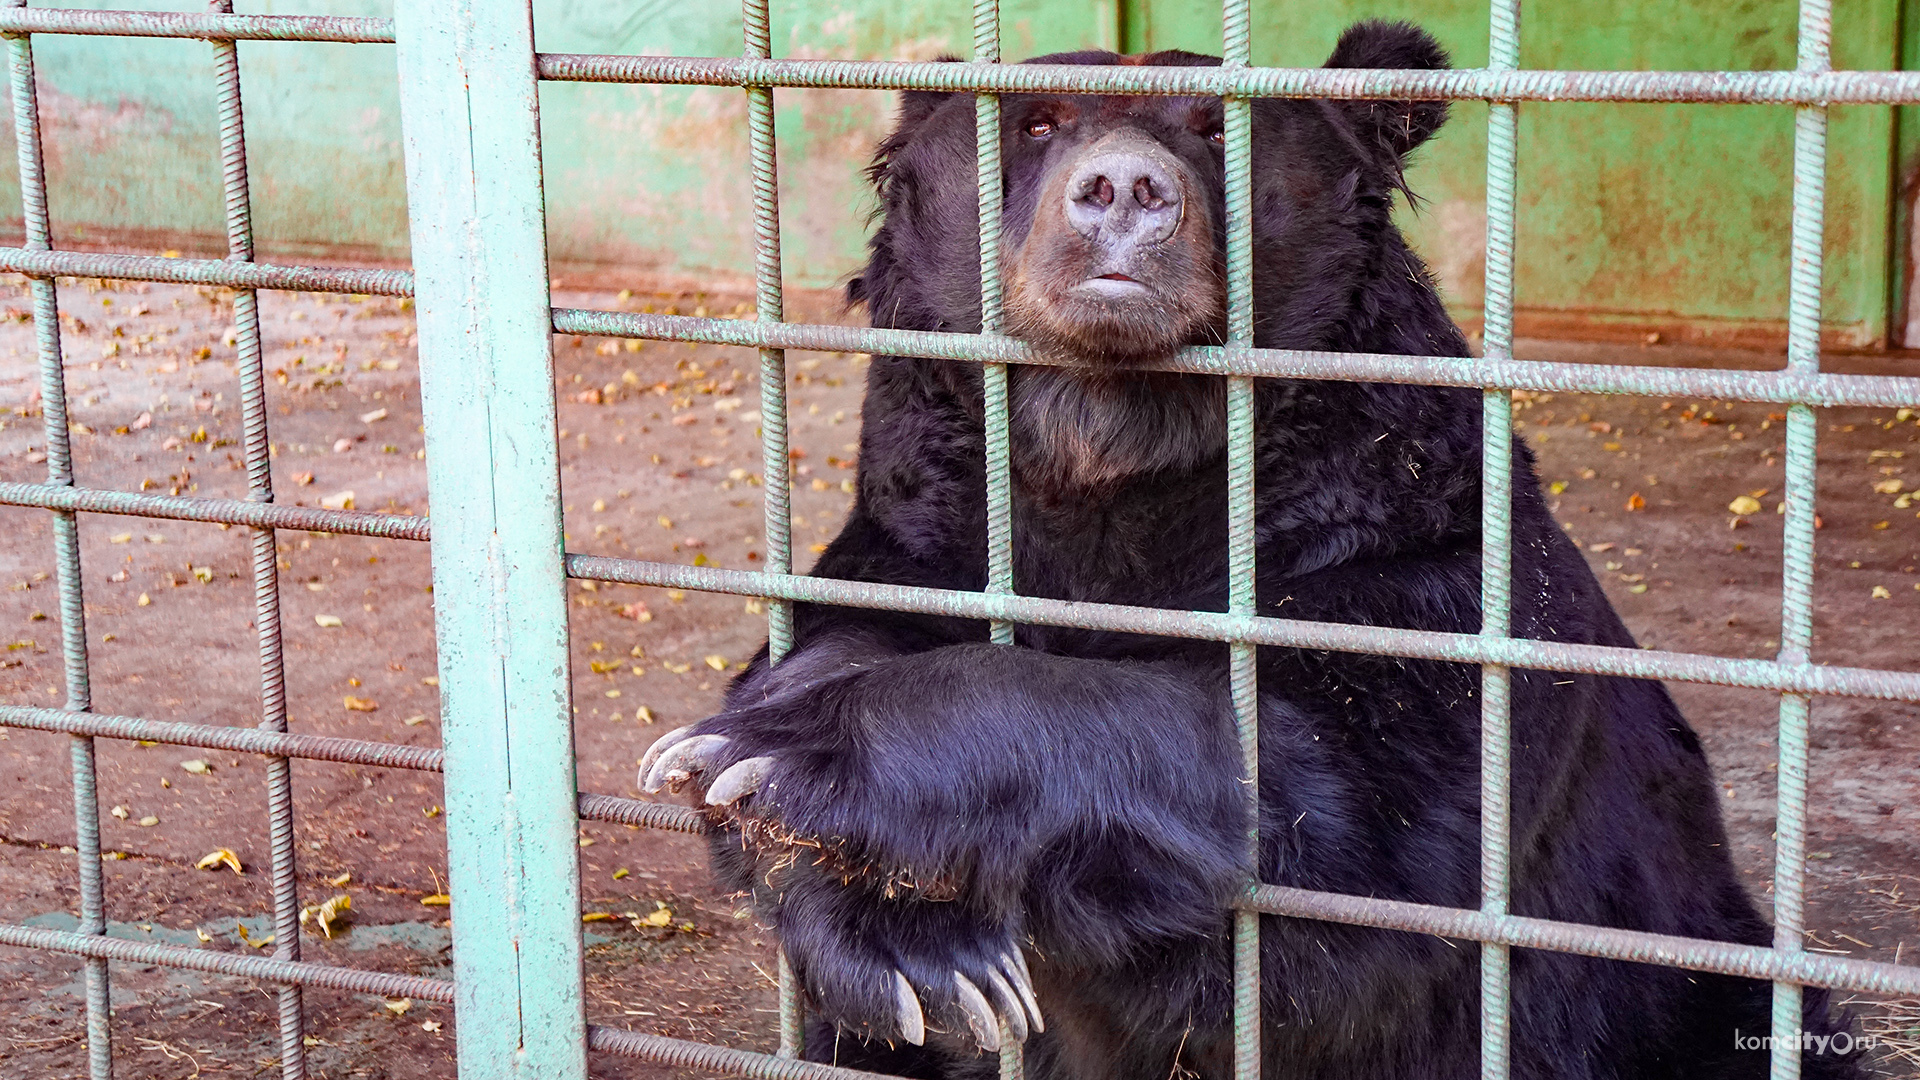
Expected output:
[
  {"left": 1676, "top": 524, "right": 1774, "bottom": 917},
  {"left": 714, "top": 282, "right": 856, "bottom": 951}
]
[{"left": 1, "top": 276, "right": 1918, "bottom": 1078}]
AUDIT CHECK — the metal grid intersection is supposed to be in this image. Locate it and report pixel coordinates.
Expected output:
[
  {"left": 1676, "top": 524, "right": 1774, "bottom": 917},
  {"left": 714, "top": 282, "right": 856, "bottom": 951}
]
[{"left": 0, "top": 2, "right": 1914, "bottom": 1080}]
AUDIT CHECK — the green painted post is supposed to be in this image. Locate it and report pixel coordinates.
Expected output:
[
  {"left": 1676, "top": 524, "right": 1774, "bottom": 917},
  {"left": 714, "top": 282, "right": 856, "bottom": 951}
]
[{"left": 394, "top": 2, "right": 588, "bottom": 1078}]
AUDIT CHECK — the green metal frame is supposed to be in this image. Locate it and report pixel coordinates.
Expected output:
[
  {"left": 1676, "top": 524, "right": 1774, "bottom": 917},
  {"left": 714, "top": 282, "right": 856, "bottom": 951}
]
[{"left": 1, "top": 2, "right": 1918, "bottom": 1079}]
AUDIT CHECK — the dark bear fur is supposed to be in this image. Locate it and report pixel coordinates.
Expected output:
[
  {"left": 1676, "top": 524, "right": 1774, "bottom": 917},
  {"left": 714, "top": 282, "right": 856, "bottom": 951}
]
[{"left": 641, "top": 21, "right": 1861, "bottom": 1080}]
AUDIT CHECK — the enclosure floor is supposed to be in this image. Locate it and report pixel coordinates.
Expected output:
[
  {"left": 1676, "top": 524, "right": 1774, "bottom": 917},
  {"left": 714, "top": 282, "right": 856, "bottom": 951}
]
[{"left": 2, "top": 277, "right": 1918, "bottom": 1077}]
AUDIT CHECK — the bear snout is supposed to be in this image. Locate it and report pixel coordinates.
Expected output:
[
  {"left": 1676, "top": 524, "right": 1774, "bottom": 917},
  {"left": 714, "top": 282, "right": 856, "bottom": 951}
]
[{"left": 1061, "top": 133, "right": 1187, "bottom": 288}]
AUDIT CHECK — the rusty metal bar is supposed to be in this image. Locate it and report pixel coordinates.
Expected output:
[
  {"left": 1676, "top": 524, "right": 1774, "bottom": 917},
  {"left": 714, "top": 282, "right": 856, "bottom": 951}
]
[
  {"left": 535, "top": 53, "right": 1920, "bottom": 106},
  {"left": 0, "top": 235, "right": 1910, "bottom": 406},
  {"left": 573, "top": 794, "right": 704, "bottom": 834},
  {"left": 1772, "top": 2, "right": 1833, "bottom": 1074},
  {"left": 0, "top": 705, "right": 444, "bottom": 771},
  {"left": 562, "top": 555, "right": 1920, "bottom": 703},
  {"left": 0, "top": 247, "right": 413, "bottom": 294},
  {"left": 550, "top": 309, "right": 1920, "bottom": 408},
  {"left": 0, "top": 8, "right": 392, "bottom": 42},
  {"left": 975, "top": 0, "right": 1015, "bottom": 654},
  {"left": 5, "top": 7, "right": 109, "bottom": 1073},
  {"left": 1218, "top": 1, "right": 1260, "bottom": 1077},
  {"left": 587, "top": 1028, "right": 918, "bottom": 1080},
  {"left": 1245, "top": 884, "right": 1920, "bottom": 999},
  {"left": 0, "top": 705, "right": 705, "bottom": 834},
  {"left": 0, "top": 923, "right": 454, "bottom": 1001},
  {"left": 17, "top": 702, "right": 1920, "bottom": 1003},
  {"left": 737, "top": 0, "right": 802, "bottom": 1056},
  {"left": 1478, "top": 0, "right": 1522, "bottom": 1073},
  {"left": 0, "top": 483, "right": 432, "bottom": 539},
  {"left": 206, "top": 6, "right": 306, "bottom": 1070}
]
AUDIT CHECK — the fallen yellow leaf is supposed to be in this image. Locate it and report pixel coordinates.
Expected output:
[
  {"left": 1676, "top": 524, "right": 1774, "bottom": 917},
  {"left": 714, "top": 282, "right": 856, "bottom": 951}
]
[
  {"left": 137, "top": 593, "right": 151, "bottom": 607},
  {"left": 327, "top": 872, "right": 352, "bottom": 887},
  {"left": 1727, "top": 495, "right": 1762, "bottom": 515},
  {"left": 640, "top": 907, "right": 674, "bottom": 928},
  {"left": 581, "top": 912, "right": 614, "bottom": 923},
  {"left": 420, "top": 893, "right": 451, "bottom": 907},
  {"left": 136, "top": 815, "right": 159, "bottom": 827},
  {"left": 704, "top": 654, "right": 727, "bottom": 671},
  {"left": 320, "top": 490, "right": 355, "bottom": 511},
  {"left": 1624, "top": 492, "right": 1646, "bottom": 512},
  {"left": 1872, "top": 585, "right": 1893, "bottom": 599},
  {"left": 344, "top": 695, "right": 378, "bottom": 712},
  {"left": 300, "top": 894, "right": 351, "bottom": 938},
  {"left": 1873, "top": 479, "right": 1904, "bottom": 495},
  {"left": 181, "top": 759, "right": 211, "bottom": 775},
  {"left": 195, "top": 849, "right": 243, "bottom": 875},
  {"left": 384, "top": 998, "right": 411, "bottom": 1016},
  {"left": 315, "top": 614, "right": 343, "bottom": 628}
]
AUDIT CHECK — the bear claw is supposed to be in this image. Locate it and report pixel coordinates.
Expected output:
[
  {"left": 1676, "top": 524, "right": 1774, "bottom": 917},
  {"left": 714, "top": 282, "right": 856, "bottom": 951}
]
[
  {"left": 705, "top": 755, "right": 776, "bottom": 806},
  {"left": 1000, "top": 951, "right": 1042, "bottom": 1033},
  {"left": 951, "top": 972, "right": 1001, "bottom": 1052},
  {"left": 641, "top": 732, "right": 729, "bottom": 793},
  {"left": 983, "top": 969, "right": 1028, "bottom": 1042},
  {"left": 893, "top": 970, "right": 926, "bottom": 1046}
]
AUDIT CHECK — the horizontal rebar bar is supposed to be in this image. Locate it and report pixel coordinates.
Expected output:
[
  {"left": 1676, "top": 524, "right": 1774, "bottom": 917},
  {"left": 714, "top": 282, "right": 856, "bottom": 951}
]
[
  {"left": 0, "top": 705, "right": 444, "bottom": 771},
  {"left": 587, "top": 1027, "right": 897, "bottom": 1079},
  {"left": 9, "top": 721, "right": 1917, "bottom": 1000},
  {"left": 0, "top": 704, "right": 702, "bottom": 831},
  {"left": 560, "top": 309, "right": 1920, "bottom": 407},
  {"left": 0, "top": 8, "right": 393, "bottom": 42},
  {"left": 0, "top": 247, "right": 412, "bottom": 295},
  {"left": 0, "top": 922, "right": 453, "bottom": 1001},
  {"left": 5, "top": 478, "right": 1914, "bottom": 702},
  {"left": 3, "top": 12, "right": 1917, "bottom": 106},
  {"left": 1246, "top": 884, "right": 1920, "bottom": 998},
  {"left": 562, "top": 555, "right": 1920, "bottom": 702},
  {"left": 536, "top": 53, "right": 1920, "bottom": 106},
  {"left": 575, "top": 792, "right": 706, "bottom": 834},
  {"left": 0, "top": 483, "right": 431, "bottom": 540},
  {"left": 5, "top": 245, "right": 1911, "bottom": 408}
]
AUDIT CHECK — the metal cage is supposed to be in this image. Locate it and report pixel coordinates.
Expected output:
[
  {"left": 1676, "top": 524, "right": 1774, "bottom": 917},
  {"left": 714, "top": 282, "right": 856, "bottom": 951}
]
[{"left": 3, "top": 1, "right": 1920, "bottom": 1078}]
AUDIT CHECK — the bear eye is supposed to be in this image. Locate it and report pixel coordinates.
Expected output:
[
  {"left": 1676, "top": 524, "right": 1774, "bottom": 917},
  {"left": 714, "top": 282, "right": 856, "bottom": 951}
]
[
  {"left": 1025, "top": 119, "right": 1054, "bottom": 139},
  {"left": 1206, "top": 128, "right": 1225, "bottom": 145}
]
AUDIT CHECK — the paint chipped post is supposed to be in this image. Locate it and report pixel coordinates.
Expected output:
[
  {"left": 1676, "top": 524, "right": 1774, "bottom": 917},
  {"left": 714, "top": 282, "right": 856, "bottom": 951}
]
[{"left": 394, "top": 2, "right": 587, "bottom": 1078}]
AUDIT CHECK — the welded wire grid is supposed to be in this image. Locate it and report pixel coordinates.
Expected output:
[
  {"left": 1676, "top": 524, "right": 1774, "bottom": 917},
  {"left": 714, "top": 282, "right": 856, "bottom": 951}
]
[{"left": 0, "top": 1, "right": 1917, "bottom": 1079}]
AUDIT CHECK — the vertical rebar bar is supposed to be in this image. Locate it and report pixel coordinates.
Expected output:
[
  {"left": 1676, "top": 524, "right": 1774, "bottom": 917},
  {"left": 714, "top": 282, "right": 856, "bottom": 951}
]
[
  {"left": 1773, "top": 4, "right": 1829, "bottom": 1077},
  {"left": 974, "top": 4, "right": 1018, "bottom": 1071},
  {"left": 5, "top": 6, "right": 110, "bottom": 1076},
  {"left": 208, "top": 4, "right": 305, "bottom": 1075},
  {"left": 1480, "top": 3, "right": 1522, "bottom": 1077},
  {"left": 976, "top": 0, "right": 1014, "bottom": 649},
  {"left": 741, "top": 0, "right": 802, "bottom": 1057},
  {"left": 1220, "top": 4, "right": 1260, "bottom": 1079}
]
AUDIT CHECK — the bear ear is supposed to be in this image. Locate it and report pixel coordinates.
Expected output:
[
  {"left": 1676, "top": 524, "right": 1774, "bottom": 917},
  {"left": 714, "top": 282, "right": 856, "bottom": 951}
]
[
  {"left": 865, "top": 59, "right": 962, "bottom": 196},
  {"left": 1322, "top": 21, "right": 1451, "bottom": 161},
  {"left": 893, "top": 55, "right": 964, "bottom": 136}
]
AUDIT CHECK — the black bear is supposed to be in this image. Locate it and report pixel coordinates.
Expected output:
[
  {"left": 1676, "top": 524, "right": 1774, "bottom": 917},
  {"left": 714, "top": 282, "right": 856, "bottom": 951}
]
[{"left": 640, "top": 22, "right": 1859, "bottom": 1080}]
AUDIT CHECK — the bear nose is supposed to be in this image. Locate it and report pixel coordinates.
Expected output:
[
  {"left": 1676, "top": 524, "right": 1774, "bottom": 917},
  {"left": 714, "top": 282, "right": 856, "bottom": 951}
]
[{"left": 1063, "top": 150, "right": 1183, "bottom": 252}]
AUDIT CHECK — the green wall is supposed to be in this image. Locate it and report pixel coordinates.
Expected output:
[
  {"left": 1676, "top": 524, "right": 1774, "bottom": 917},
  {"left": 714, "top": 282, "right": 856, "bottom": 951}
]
[
  {"left": 15, "top": 0, "right": 1917, "bottom": 345},
  {"left": 13, "top": 0, "right": 1111, "bottom": 288},
  {"left": 1126, "top": 0, "right": 1904, "bottom": 347}
]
